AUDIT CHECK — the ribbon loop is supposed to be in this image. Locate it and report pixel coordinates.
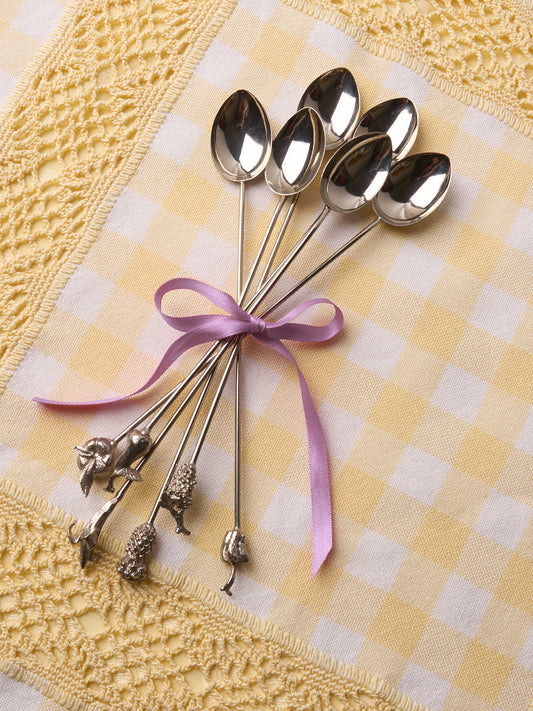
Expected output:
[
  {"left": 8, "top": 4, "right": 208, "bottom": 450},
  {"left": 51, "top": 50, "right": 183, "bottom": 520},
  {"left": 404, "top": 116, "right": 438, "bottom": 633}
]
[{"left": 35, "top": 277, "right": 344, "bottom": 575}]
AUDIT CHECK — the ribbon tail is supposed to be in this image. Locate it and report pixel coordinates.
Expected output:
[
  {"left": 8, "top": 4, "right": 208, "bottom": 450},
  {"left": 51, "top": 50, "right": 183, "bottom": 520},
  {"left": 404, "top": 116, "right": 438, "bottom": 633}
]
[
  {"left": 257, "top": 338, "right": 332, "bottom": 576},
  {"left": 33, "top": 328, "right": 226, "bottom": 407}
]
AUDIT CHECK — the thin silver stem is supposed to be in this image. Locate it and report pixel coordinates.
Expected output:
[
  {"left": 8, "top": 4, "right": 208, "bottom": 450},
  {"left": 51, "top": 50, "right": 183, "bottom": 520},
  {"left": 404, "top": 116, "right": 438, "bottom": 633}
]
[
  {"left": 257, "top": 194, "right": 299, "bottom": 290},
  {"left": 239, "top": 195, "right": 287, "bottom": 305},
  {"left": 234, "top": 346, "right": 241, "bottom": 529},
  {"left": 190, "top": 347, "right": 239, "bottom": 465},
  {"left": 142, "top": 216, "right": 383, "bottom": 536},
  {"left": 114, "top": 193, "right": 288, "bottom": 448},
  {"left": 237, "top": 181, "right": 245, "bottom": 297},
  {"left": 234, "top": 181, "right": 245, "bottom": 532},
  {"left": 70, "top": 363, "right": 218, "bottom": 557},
  {"left": 114, "top": 340, "right": 226, "bottom": 443},
  {"left": 245, "top": 204, "right": 330, "bottom": 313},
  {"left": 148, "top": 371, "right": 214, "bottom": 524},
  {"left": 261, "top": 217, "right": 382, "bottom": 318},
  {"left": 138, "top": 360, "right": 219, "bottom": 473}
]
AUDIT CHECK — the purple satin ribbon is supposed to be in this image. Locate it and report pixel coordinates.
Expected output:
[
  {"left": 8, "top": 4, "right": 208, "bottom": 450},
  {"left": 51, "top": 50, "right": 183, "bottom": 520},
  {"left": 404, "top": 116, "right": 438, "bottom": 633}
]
[{"left": 35, "top": 277, "right": 344, "bottom": 575}]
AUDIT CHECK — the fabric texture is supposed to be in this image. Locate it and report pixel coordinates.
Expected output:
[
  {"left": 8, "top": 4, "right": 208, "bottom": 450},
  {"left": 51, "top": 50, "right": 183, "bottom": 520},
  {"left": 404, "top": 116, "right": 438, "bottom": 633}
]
[{"left": 0, "top": 1, "right": 532, "bottom": 711}]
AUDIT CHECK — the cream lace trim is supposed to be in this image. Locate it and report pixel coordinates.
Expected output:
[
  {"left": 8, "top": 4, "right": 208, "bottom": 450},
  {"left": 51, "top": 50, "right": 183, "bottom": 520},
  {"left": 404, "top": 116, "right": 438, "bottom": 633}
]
[
  {"left": 0, "top": 0, "right": 234, "bottom": 390},
  {"left": 286, "top": 0, "right": 533, "bottom": 135},
  {"left": 0, "top": 477, "right": 423, "bottom": 711}
]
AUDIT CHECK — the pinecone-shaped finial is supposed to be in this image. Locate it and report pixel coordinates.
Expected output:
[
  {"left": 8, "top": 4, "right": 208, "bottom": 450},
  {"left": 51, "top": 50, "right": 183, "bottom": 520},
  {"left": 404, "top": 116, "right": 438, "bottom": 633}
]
[
  {"left": 118, "top": 521, "right": 156, "bottom": 581},
  {"left": 161, "top": 461, "right": 196, "bottom": 535}
]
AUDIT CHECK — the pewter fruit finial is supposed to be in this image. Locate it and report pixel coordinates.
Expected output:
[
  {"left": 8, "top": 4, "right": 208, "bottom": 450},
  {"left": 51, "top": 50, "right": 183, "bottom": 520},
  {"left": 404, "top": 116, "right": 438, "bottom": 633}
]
[
  {"left": 75, "top": 437, "right": 115, "bottom": 496},
  {"left": 221, "top": 527, "right": 249, "bottom": 595},
  {"left": 104, "top": 428, "right": 152, "bottom": 493},
  {"left": 160, "top": 461, "right": 196, "bottom": 535}
]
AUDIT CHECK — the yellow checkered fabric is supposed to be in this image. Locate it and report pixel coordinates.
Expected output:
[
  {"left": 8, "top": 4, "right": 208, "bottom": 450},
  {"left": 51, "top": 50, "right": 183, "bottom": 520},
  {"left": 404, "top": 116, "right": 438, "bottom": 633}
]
[{"left": 0, "top": 1, "right": 533, "bottom": 711}]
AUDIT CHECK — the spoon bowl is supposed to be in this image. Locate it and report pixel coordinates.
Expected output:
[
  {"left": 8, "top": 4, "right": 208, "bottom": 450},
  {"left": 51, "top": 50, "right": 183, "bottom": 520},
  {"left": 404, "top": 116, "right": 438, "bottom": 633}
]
[
  {"left": 211, "top": 89, "right": 271, "bottom": 181},
  {"left": 265, "top": 107, "right": 325, "bottom": 195},
  {"left": 372, "top": 152, "right": 451, "bottom": 225},
  {"left": 299, "top": 67, "right": 360, "bottom": 149},
  {"left": 320, "top": 133, "right": 393, "bottom": 213},
  {"left": 353, "top": 97, "right": 418, "bottom": 161}
]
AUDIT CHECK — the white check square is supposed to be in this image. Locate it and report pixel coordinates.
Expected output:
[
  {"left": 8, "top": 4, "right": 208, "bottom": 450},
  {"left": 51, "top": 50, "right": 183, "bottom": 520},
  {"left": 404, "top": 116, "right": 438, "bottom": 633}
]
[
  {"left": 0, "top": 69, "right": 15, "bottom": 107},
  {"left": 307, "top": 21, "right": 356, "bottom": 62},
  {"left": 519, "top": 627, "right": 533, "bottom": 671},
  {"left": 195, "top": 442, "right": 233, "bottom": 501},
  {"left": 238, "top": 0, "right": 277, "bottom": 20},
  {"left": 9, "top": 348, "right": 65, "bottom": 400},
  {"left": 259, "top": 484, "right": 310, "bottom": 547},
  {"left": 387, "top": 240, "right": 444, "bottom": 298},
  {"left": 390, "top": 445, "right": 449, "bottom": 505},
  {"left": 432, "top": 573, "right": 491, "bottom": 637},
  {"left": 474, "top": 489, "right": 532, "bottom": 550},
  {"left": 384, "top": 64, "right": 430, "bottom": 106},
  {"left": 0, "top": 673, "right": 45, "bottom": 711},
  {"left": 225, "top": 574, "right": 277, "bottom": 617},
  {"left": 517, "top": 407, "right": 533, "bottom": 456},
  {"left": 470, "top": 284, "right": 526, "bottom": 342},
  {"left": 311, "top": 618, "right": 364, "bottom": 663},
  {"left": 194, "top": 40, "right": 246, "bottom": 91},
  {"left": 182, "top": 229, "right": 237, "bottom": 288},
  {"left": 11, "top": 0, "right": 64, "bottom": 42},
  {"left": 348, "top": 319, "right": 406, "bottom": 378},
  {"left": 507, "top": 207, "right": 533, "bottom": 257},
  {"left": 240, "top": 357, "right": 282, "bottom": 416},
  {"left": 268, "top": 80, "right": 304, "bottom": 124},
  {"left": 440, "top": 171, "right": 481, "bottom": 222},
  {"left": 57, "top": 266, "right": 114, "bottom": 323},
  {"left": 346, "top": 529, "right": 407, "bottom": 591},
  {"left": 399, "top": 663, "right": 452, "bottom": 711},
  {"left": 0, "top": 444, "right": 17, "bottom": 476},
  {"left": 49, "top": 476, "right": 106, "bottom": 524},
  {"left": 154, "top": 527, "right": 192, "bottom": 570},
  {"left": 431, "top": 364, "right": 489, "bottom": 424},
  {"left": 461, "top": 107, "right": 507, "bottom": 148},
  {"left": 105, "top": 187, "right": 159, "bottom": 244},
  {"left": 318, "top": 401, "right": 364, "bottom": 461},
  {"left": 151, "top": 113, "right": 203, "bottom": 166}
]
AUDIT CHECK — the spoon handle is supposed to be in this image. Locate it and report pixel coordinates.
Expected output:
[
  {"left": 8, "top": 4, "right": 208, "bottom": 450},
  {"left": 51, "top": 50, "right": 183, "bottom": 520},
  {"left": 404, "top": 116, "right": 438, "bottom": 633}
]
[
  {"left": 69, "top": 357, "right": 219, "bottom": 563},
  {"left": 237, "top": 182, "right": 245, "bottom": 298},
  {"left": 245, "top": 204, "right": 330, "bottom": 313},
  {"left": 257, "top": 194, "right": 299, "bottom": 290},
  {"left": 238, "top": 195, "right": 287, "bottom": 306},
  {"left": 234, "top": 180, "right": 246, "bottom": 552},
  {"left": 261, "top": 217, "right": 382, "bottom": 318},
  {"left": 148, "top": 370, "right": 215, "bottom": 524},
  {"left": 112, "top": 339, "right": 226, "bottom": 443}
]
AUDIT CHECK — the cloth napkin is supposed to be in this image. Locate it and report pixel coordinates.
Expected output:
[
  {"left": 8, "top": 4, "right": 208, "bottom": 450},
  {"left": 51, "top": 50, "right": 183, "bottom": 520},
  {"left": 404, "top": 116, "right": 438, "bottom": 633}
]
[{"left": 0, "top": 1, "right": 532, "bottom": 710}]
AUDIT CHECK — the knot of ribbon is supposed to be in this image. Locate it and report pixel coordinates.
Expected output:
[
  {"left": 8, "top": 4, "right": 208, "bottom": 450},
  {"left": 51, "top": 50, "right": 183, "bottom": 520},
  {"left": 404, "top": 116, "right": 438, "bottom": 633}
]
[{"left": 35, "top": 277, "right": 344, "bottom": 575}]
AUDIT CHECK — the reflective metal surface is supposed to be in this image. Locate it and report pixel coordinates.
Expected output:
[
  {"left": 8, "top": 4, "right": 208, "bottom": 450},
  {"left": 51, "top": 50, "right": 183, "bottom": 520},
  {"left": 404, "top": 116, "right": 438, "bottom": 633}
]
[
  {"left": 265, "top": 107, "right": 325, "bottom": 195},
  {"left": 298, "top": 67, "right": 360, "bottom": 149},
  {"left": 353, "top": 97, "right": 418, "bottom": 160},
  {"left": 321, "top": 133, "right": 393, "bottom": 213},
  {"left": 373, "top": 152, "right": 451, "bottom": 225},
  {"left": 211, "top": 89, "right": 271, "bottom": 181}
]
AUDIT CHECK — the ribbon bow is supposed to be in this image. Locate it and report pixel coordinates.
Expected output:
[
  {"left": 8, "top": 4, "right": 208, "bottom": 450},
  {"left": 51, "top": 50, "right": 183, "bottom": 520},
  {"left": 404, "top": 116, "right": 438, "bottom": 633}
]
[{"left": 35, "top": 277, "right": 344, "bottom": 575}]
